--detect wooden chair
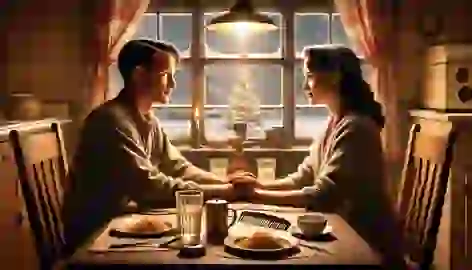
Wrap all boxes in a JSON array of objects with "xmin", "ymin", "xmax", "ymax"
[
  {"xmin": 9, "ymin": 122, "xmax": 69, "ymax": 270},
  {"xmin": 397, "ymin": 123, "xmax": 456, "ymax": 269},
  {"xmin": 0, "ymin": 133, "xmax": 39, "ymax": 269}
]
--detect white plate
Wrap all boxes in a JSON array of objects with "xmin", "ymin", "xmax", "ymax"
[{"xmin": 223, "ymin": 231, "xmax": 299, "ymax": 259}]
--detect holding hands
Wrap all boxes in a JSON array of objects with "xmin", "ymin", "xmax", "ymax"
[{"xmin": 226, "ymin": 171, "xmax": 261, "ymax": 201}]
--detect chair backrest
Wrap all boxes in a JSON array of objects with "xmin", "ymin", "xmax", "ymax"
[
  {"xmin": 397, "ymin": 123, "xmax": 456, "ymax": 269},
  {"xmin": 9, "ymin": 122, "xmax": 68, "ymax": 270}
]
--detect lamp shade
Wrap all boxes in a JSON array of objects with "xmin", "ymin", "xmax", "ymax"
[{"xmin": 205, "ymin": 0, "xmax": 277, "ymax": 32}]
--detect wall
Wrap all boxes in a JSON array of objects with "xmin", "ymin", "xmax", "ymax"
[{"xmin": 3, "ymin": 0, "xmax": 96, "ymax": 156}]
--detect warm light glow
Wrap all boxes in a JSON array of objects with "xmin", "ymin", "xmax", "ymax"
[
  {"xmin": 206, "ymin": 21, "xmax": 277, "ymax": 34},
  {"xmin": 194, "ymin": 107, "xmax": 200, "ymax": 119}
]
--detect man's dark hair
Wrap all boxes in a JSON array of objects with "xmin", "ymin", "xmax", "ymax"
[{"xmin": 117, "ymin": 39, "xmax": 180, "ymax": 84}]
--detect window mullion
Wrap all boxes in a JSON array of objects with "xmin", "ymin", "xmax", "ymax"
[
  {"xmin": 157, "ymin": 12, "xmax": 162, "ymax": 39},
  {"xmin": 328, "ymin": 13, "xmax": 333, "ymax": 44},
  {"xmin": 190, "ymin": 6, "xmax": 204, "ymax": 148},
  {"xmin": 282, "ymin": 8, "xmax": 295, "ymax": 145}
]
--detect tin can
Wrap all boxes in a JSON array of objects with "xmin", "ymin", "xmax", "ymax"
[{"xmin": 205, "ymin": 199, "xmax": 237, "ymax": 244}]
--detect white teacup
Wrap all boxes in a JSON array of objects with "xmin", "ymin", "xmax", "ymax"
[{"xmin": 297, "ymin": 213, "xmax": 327, "ymax": 238}]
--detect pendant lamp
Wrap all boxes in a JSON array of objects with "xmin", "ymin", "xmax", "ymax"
[{"xmin": 205, "ymin": 0, "xmax": 277, "ymax": 32}]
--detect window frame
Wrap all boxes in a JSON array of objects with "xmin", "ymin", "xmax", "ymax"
[{"xmin": 123, "ymin": 7, "xmax": 365, "ymax": 147}]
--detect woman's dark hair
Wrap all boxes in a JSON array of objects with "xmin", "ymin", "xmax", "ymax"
[{"xmin": 302, "ymin": 45, "xmax": 385, "ymax": 129}]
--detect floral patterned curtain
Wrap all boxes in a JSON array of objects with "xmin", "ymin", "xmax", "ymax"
[
  {"xmin": 85, "ymin": 0, "xmax": 150, "ymax": 116},
  {"xmin": 334, "ymin": 0, "xmax": 401, "ymax": 164}
]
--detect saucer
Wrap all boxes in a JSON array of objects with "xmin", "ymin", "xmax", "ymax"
[{"xmin": 290, "ymin": 224, "xmax": 334, "ymax": 241}]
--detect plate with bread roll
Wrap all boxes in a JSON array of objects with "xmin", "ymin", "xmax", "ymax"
[
  {"xmin": 109, "ymin": 215, "xmax": 177, "ymax": 238},
  {"xmin": 224, "ymin": 229, "xmax": 300, "ymax": 259}
]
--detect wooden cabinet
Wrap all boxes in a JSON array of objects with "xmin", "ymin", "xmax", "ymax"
[
  {"xmin": 410, "ymin": 110, "xmax": 472, "ymax": 270},
  {"xmin": 0, "ymin": 134, "xmax": 38, "ymax": 270}
]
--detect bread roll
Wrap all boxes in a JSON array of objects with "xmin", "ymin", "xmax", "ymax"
[
  {"xmin": 127, "ymin": 217, "xmax": 169, "ymax": 233},
  {"xmin": 239, "ymin": 231, "xmax": 283, "ymax": 249}
]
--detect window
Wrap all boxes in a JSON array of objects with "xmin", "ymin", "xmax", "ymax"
[
  {"xmin": 107, "ymin": 8, "xmax": 370, "ymax": 146},
  {"xmin": 202, "ymin": 12, "xmax": 283, "ymax": 141}
]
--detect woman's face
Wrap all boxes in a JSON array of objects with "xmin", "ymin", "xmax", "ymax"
[{"xmin": 303, "ymin": 58, "xmax": 339, "ymax": 105}]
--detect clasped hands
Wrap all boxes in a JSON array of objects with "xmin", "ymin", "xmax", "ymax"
[{"xmin": 226, "ymin": 171, "xmax": 261, "ymax": 201}]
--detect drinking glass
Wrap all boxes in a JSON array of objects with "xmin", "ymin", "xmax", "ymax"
[{"xmin": 176, "ymin": 190, "xmax": 204, "ymax": 246}]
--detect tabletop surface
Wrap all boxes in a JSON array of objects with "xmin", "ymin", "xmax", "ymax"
[{"xmin": 67, "ymin": 204, "xmax": 381, "ymax": 267}]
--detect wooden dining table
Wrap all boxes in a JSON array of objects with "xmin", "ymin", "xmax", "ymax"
[{"xmin": 66, "ymin": 203, "xmax": 381, "ymax": 268}]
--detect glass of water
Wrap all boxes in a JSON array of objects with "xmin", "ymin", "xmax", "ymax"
[{"xmin": 176, "ymin": 190, "xmax": 204, "ymax": 246}]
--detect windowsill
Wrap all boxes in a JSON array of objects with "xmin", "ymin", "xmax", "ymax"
[
  {"xmin": 173, "ymin": 136, "xmax": 313, "ymax": 150},
  {"xmin": 176, "ymin": 145, "xmax": 311, "ymax": 152}
]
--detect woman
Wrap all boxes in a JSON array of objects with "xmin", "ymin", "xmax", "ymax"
[{"xmin": 239, "ymin": 45, "xmax": 406, "ymax": 268}]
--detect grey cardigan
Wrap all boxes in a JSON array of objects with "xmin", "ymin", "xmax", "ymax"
[
  {"xmin": 284, "ymin": 115, "xmax": 405, "ymax": 266},
  {"xmin": 62, "ymin": 92, "xmax": 201, "ymax": 252}
]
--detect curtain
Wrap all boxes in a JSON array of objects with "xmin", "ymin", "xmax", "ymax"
[
  {"xmin": 334, "ymin": 0, "xmax": 401, "ymax": 164},
  {"xmin": 85, "ymin": 0, "xmax": 150, "ymax": 117}
]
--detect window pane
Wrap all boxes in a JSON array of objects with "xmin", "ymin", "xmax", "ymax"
[
  {"xmin": 133, "ymin": 13, "xmax": 158, "ymax": 40},
  {"xmin": 153, "ymin": 107, "xmax": 191, "ymax": 144},
  {"xmin": 331, "ymin": 14, "xmax": 354, "ymax": 50},
  {"xmin": 170, "ymin": 66, "xmax": 192, "ymax": 104},
  {"xmin": 204, "ymin": 13, "xmax": 282, "ymax": 57},
  {"xmin": 108, "ymin": 63, "xmax": 123, "ymax": 99},
  {"xmin": 295, "ymin": 106, "xmax": 329, "ymax": 139},
  {"xmin": 294, "ymin": 63, "xmax": 308, "ymax": 105},
  {"xmin": 160, "ymin": 13, "xmax": 192, "ymax": 57},
  {"xmin": 295, "ymin": 13, "xmax": 329, "ymax": 57},
  {"xmin": 362, "ymin": 64, "xmax": 373, "ymax": 81},
  {"xmin": 204, "ymin": 107, "xmax": 282, "ymax": 141},
  {"xmin": 205, "ymin": 64, "xmax": 282, "ymax": 105}
]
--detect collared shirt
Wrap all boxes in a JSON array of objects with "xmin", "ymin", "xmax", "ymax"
[{"xmin": 62, "ymin": 90, "xmax": 199, "ymax": 252}]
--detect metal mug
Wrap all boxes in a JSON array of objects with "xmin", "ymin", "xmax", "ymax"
[{"xmin": 205, "ymin": 199, "xmax": 237, "ymax": 244}]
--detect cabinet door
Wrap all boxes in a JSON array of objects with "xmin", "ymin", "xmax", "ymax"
[{"xmin": 0, "ymin": 140, "xmax": 38, "ymax": 270}]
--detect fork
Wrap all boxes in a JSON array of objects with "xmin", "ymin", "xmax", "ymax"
[{"xmin": 109, "ymin": 236, "xmax": 179, "ymax": 249}]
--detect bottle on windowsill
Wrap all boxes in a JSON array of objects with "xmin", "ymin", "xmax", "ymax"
[{"xmin": 227, "ymin": 134, "xmax": 247, "ymax": 175}]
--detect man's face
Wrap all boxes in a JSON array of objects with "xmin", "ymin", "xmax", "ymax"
[{"xmin": 139, "ymin": 51, "xmax": 177, "ymax": 104}]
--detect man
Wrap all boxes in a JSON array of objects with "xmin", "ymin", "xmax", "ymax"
[{"xmin": 62, "ymin": 39, "xmax": 254, "ymax": 253}]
